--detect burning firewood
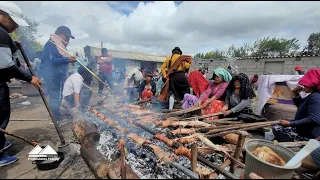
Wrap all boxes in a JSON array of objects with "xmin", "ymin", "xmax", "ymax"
[
  {"xmin": 128, "ymin": 133, "xmax": 152, "ymax": 146},
  {"xmin": 173, "ymin": 146, "xmax": 192, "ymax": 160},
  {"xmin": 147, "ymin": 144, "xmax": 178, "ymax": 164},
  {"xmin": 196, "ymin": 134, "xmax": 230, "ymax": 156},
  {"xmin": 154, "ymin": 133, "xmax": 175, "ymax": 147},
  {"xmin": 171, "ymin": 128, "xmax": 196, "ymax": 136}
]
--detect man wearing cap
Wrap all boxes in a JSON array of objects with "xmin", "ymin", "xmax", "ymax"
[
  {"xmin": 0, "ymin": 1, "xmax": 41, "ymax": 166},
  {"xmin": 97, "ymin": 48, "xmax": 114, "ymax": 96},
  {"xmin": 40, "ymin": 25, "xmax": 77, "ymax": 121}
]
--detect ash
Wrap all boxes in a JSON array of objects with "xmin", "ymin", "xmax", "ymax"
[{"xmin": 87, "ymin": 108, "xmax": 222, "ymax": 179}]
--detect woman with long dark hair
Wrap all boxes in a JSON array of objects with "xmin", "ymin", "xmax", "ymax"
[{"xmin": 221, "ymin": 73, "xmax": 256, "ymax": 117}]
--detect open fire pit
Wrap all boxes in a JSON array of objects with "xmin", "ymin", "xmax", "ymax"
[{"xmin": 73, "ymin": 103, "xmax": 241, "ymax": 179}]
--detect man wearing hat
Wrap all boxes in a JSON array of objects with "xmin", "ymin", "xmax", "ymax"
[
  {"xmin": 0, "ymin": 1, "xmax": 41, "ymax": 166},
  {"xmin": 160, "ymin": 47, "xmax": 191, "ymax": 109},
  {"xmin": 39, "ymin": 25, "xmax": 77, "ymax": 121}
]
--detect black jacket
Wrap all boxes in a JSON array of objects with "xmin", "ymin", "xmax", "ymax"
[
  {"xmin": 139, "ymin": 80, "xmax": 156, "ymax": 98},
  {"xmin": 0, "ymin": 24, "xmax": 32, "ymax": 83}
]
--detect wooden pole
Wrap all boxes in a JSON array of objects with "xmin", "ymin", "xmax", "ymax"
[
  {"xmin": 120, "ymin": 141, "xmax": 127, "ymax": 179},
  {"xmin": 230, "ymin": 131, "xmax": 248, "ymax": 173},
  {"xmin": 191, "ymin": 143, "xmax": 198, "ymax": 173}
]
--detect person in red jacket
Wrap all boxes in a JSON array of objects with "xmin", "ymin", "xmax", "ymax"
[{"xmin": 97, "ymin": 48, "xmax": 114, "ymax": 96}]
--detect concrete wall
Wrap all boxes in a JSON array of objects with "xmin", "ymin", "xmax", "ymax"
[
  {"xmin": 191, "ymin": 56, "xmax": 320, "ymax": 78},
  {"xmin": 125, "ymin": 60, "xmax": 141, "ymax": 74}
]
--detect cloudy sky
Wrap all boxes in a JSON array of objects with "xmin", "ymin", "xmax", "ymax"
[{"xmin": 15, "ymin": 1, "xmax": 320, "ymax": 56}]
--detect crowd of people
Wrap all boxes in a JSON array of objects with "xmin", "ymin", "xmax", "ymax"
[{"xmin": 0, "ymin": 2, "xmax": 319, "ymax": 175}]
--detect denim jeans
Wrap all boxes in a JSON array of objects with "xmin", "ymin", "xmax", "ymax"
[
  {"xmin": 43, "ymin": 78, "xmax": 64, "ymax": 120},
  {"xmin": 126, "ymin": 87, "xmax": 139, "ymax": 103},
  {"xmin": 98, "ymin": 72, "xmax": 114, "ymax": 94}
]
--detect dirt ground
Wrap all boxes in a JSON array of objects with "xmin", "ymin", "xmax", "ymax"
[{"xmin": 0, "ymin": 95, "xmax": 96, "ymax": 179}]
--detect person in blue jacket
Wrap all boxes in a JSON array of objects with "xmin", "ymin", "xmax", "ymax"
[{"xmin": 39, "ymin": 26, "xmax": 77, "ymax": 121}]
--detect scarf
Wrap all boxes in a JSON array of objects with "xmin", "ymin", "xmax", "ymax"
[
  {"xmin": 298, "ymin": 68, "xmax": 320, "ymax": 91},
  {"xmin": 188, "ymin": 70, "xmax": 209, "ymax": 98},
  {"xmin": 213, "ymin": 68, "xmax": 232, "ymax": 82},
  {"xmin": 158, "ymin": 55, "xmax": 192, "ymax": 102},
  {"xmin": 227, "ymin": 73, "xmax": 255, "ymax": 100},
  {"xmin": 50, "ymin": 34, "xmax": 69, "ymax": 58}
]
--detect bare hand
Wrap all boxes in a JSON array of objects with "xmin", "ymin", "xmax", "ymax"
[
  {"xmin": 202, "ymin": 101, "xmax": 210, "ymax": 108},
  {"xmin": 280, "ymin": 120, "xmax": 290, "ymax": 127},
  {"xmin": 196, "ymin": 100, "xmax": 202, "ymax": 107},
  {"xmin": 292, "ymin": 86, "xmax": 303, "ymax": 97},
  {"xmin": 69, "ymin": 56, "xmax": 77, "ymax": 63},
  {"xmin": 30, "ymin": 76, "xmax": 41, "ymax": 89},
  {"xmin": 223, "ymin": 110, "xmax": 233, "ymax": 116},
  {"xmin": 240, "ymin": 170, "xmax": 264, "ymax": 179},
  {"xmin": 220, "ymin": 105, "xmax": 228, "ymax": 113}
]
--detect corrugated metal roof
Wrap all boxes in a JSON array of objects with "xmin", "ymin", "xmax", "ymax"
[
  {"xmin": 236, "ymin": 54, "xmax": 320, "ymax": 60},
  {"xmin": 89, "ymin": 46, "xmax": 166, "ymax": 63}
]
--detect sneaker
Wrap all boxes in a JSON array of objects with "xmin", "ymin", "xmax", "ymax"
[
  {"xmin": 3, "ymin": 141, "xmax": 12, "ymax": 150},
  {"xmin": 0, "ymin": 155, "xmax": 18, "ymax": 167}
]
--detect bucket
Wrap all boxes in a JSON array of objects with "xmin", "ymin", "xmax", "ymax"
[{"xmin": 244, "ymin": 139, "xmax": 301, "ymax": 179}]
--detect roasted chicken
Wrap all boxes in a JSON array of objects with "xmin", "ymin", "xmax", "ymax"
[{"xmin": 251, "ymin": 146, "xmax": 286, "ymax": 166}]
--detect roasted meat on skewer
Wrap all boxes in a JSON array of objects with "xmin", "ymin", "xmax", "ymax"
[
  {"xmin": 173, "ymin": 134, "xmax": 200, "ymax": 145},
  {"xmin": 174, "ymin": 146, "xmax": 192, "ymax": 160},
  {"xmin": 171, "ymin": 128, "xmax": 196, "ymax": 136},
  {"xmin": 153, "ymin": 133, "xmax": 175, "ymax": 147},
  {"xmin": 128, "ymin": 133, "xmax": 152, "ymax": 146},
  {"xmin": 147, "ymin": 144, "xmax": 177, "ymax": 163}
]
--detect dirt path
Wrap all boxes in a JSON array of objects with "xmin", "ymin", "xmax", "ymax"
[{"xmin": 0, "ymin": 96, "xmax": 95, "ymax": 179}]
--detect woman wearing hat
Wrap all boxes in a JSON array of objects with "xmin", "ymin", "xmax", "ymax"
[
  {"xmin": 160, "ymin": 47, "xmax": 191, "ymax": 109},
  {"xmin": 139, "ymin": 72, "xmax": 156, "ymax": 101}
]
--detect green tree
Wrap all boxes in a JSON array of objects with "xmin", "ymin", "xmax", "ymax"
[
  {"xmin": 303, "ymin": 32, "xmax": 320, "ymax": 55},
  {"xmin": 251, "ymin": 37, "xmax": 300, "ymax": 57},
  {"xmin": 194, "ymin": 50, "xmax": 226, "ymax": 59},
  {"xmin": 227, "ymin": 43, "xmax": 251, "ymax": 57}
]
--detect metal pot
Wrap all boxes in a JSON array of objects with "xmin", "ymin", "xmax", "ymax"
[{"xmin": 32, "ymin": 152, "xmax": 64, "ymax": 171}]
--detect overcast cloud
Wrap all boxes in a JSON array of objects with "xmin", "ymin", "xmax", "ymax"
[{"xmin": 15, "ymin": 1, "xmax": 320, "ymax": 56}]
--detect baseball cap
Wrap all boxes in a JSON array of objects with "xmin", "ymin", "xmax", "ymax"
[
  {"xmin": 0, "ymin": 1, "xmax": 29, "ymax": 26},
  {"xmin": 55, "ymin": 25, "xmax": 75, "ymax": 39}
]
